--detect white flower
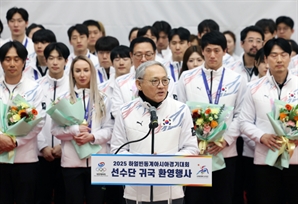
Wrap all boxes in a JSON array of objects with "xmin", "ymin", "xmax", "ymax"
[
  {"xmin": 196, "ymin": 118, "xmax": 203, "ymax": 125},
  {"xmin": 211, "ymin": 108, "xmax": 219, "ymax": 114},
  {"xmin": 26, "ymin": 108, "xmax": 32, "ymax": 113},
  {"xmin": 20, "ymin": 102, "xmax": 29, "ymax": 109},
  {"xmin": 12, "ymin": 114, "xmax": 21, "ymax": 122}
]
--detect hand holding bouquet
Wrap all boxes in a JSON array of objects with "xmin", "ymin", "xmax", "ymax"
[
  {"xmin": 187, "ymin": 101, "xmax": 233, "ymax": 171},
  {"xmin": 266, "ymin": 100, "xmax": 298, "ymax": 169},
  {"xmin": 47, "ymin": 98, "xmax": 101, "ymax": 159},
  {"xmin": 0, "ymin": 94, "xmax": 43, "ymax": 163}
]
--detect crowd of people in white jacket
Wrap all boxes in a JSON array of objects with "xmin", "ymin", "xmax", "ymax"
[{"xmin": 1, "ymin": 6, "xmax": 298, "ymax": 204}]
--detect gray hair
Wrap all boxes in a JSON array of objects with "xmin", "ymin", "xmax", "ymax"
[{"xmin": 135, "ymin": 61, "xmax": 167, "ymax": 79}]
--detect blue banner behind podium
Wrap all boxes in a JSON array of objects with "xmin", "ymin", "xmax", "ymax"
[{"xmin": 91, "ymin": 154, "xmax": 212, "ymax": 186}]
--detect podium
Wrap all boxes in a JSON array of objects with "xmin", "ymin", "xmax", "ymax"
[{"xmin": 91, "ymin": 154, "xmax": 212, "ymax": 204}]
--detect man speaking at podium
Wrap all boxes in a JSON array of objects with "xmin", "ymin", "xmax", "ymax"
[{"xmin": 111, "ymin": 61, "xmax": 198, "ymax": 204}]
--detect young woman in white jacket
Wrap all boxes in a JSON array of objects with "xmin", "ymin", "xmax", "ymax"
[{"xmin": 52, "ymin": 55, "xmax": 114, "ymax": 204}]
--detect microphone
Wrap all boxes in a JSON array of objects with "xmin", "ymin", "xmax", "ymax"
[{"xmin": 149, "ymin": 106, "xmax": 158, "ymax": 128}]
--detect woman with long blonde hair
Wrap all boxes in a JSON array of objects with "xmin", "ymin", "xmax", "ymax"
[{"xmin": 52, "ymin": 55, "xmax": 113, "ymax": 204}]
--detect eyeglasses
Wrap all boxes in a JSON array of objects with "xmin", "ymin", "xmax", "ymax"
[
  {"xmin": 133, "ymin": 52, "xmax": 154, "ymax": 60},
  {"xmin": 138, "ymin": 77, "xmax": 170, "ymax": 86},
  {"xmin": 244, "ymin": 38, "xmax": 263, "ymax": 45}
]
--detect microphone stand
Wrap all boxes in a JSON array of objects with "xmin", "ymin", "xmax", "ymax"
[
  {"xmin": 114, "ymin": 113, "xmax": 158, "ymax": 204},
  {"xmin": 149, "ymin": 122, "xmax": 157, "ymax": 203},
  {"xmin": 114, "ymin": 126, "xmax": 153, "ymax": 204},
  {"xmin": 150, "ymin": 123, "xmax": 156, "ymax": 155}
]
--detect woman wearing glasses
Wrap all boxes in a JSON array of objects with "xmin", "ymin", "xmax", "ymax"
[
  {"xmin": 52, "ymin": 55, "xmax": 114, "ymax": 204},
  {"xmin": 111, "ymin": 61, "xmax": 198, "ymax": 204}
]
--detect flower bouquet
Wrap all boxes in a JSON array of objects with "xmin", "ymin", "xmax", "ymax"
[
  {"xmin": 266, "ymin": 100, "xmax": 298, "ymax": 169},
  {"xmin": 0, "ymin": 94, "xmax": 43, "ymax": 163},
  {"xmin": 187, "ymin": 101, "xmax": 234, "ymax": 171},
  {"xmin": 47, "ymin": 98, "xmax": 101, "ymax": 159}
]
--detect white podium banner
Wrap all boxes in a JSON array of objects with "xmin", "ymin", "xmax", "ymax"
[{"xmin": 91, "ymin": 154, "xmax": 212, "ymax": 186}]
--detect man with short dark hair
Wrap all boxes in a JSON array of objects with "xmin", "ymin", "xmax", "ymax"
[
  {"xmin": 164, "ymin": 27, "xmax": 190, "ymax": 82},
  {"xmin": 26, "ymin": 23, "xmax": 45, "ymax": 39},
  {"xmin": 95, "ymin": 36, "xmax": 119, "ymax": 79},
  {"xmin": 226, "ymin": 25, "xmax": 265, "ymax": 204},
  {"xmin": 152, "ymin": 21, "xmax": 172, "ymax": 61},
  {"xmin": 197, "ymin": 19, "xmax": 219, "ymax": 39},
  {"xmin": 276, "ymin": 16, "xmax": 295, "ymax": 40},
  {"xmin": 83, "ymin": 20, "xmax": 104, "ymax": 55},
  {"xmin": 110, "ymin": 45, "xmax": 132, "ymax": 79},
  {"xmin": 65, "ymin": 24, "xmax": 106, "ymax": 84},
  {"xmin": 0, "ymin": 41, "xmax": 45, "ymax": 203},
  {"xmin": 99, "ymin": 45, "xmax": 132, "ymax": 98},
  {"xmin": 137, "ymin": 25, "xmax": 165, "ymax": 64},
  {"xmin": 24, "ymin": 29, "xmax": 57, "ymax": 80},
  {"xmin": 137, "ymin": 26, "xmax": 159, "ymax": 45},
  {"xmin": 36, "ymin": 42, "xmax": 70, "ymax": 204},
  {"xmin": 197, "ymin": 19, "xmax": 235, "ymax": 66},
  {"xmin": 177, "ymin": 31, "xmax": 246, "ymax": 204},
  {"xmin": 111, "ymin": 37, "xmax": 177, "ymax": 119},
  {"xmin": 255, "ymin": 18, "xmax": 276, "ymax": 43},
  {"xmin": 227, "ymin": 25, "xmax": 265, "ymax": 82},
  {"xmin": 239, "ymin": 38, "xmax": 298, "ymax": 204},
  {"xmin": 4, "ymin": 7, "xmax": 34, "ymax": 56}
]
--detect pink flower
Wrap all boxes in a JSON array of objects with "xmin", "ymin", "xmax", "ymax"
[
  {"xmin": 203, "ymin": 124, "xmax": 211, "ymax": 134},
  {"xmin": 286, "ymin": 120, "xmax": 295, "ymax": 127}
]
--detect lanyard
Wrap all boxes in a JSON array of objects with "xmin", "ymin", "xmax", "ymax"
[
  {"xmin": 169, "ymin": 64, "xmax": 176, "ymax": 82},
  {"xmin": 51, "ymin": 81, "xmax": 57, "ymax": 147},
  {"xmin": 23, "ymin": 38, "xmax": 28, "ymax": 48},
  {"xmin": 76, "ymin": 92, "xmax": 92, "ymax": 128},
  {"xmin": 84, "ymin": 100, "xmax": 91, "ymax": 128},
  {"xmin": 33, "ymin": 70, "xmax": 38, "ymax": 80},
  {"xmin": 33, "ymin": 69, "xmax": 47, "ymax": 80},
  {"xmin": 97, "ymin": 70, "xmax": 103, "ymax": 83},
  {"xmin": 34, "ymin": 59, "xmax": 48, "ymax": 79},
  {"xmin": 202, "ymin": 68, "xmax": 225, "ymax": 104}
]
